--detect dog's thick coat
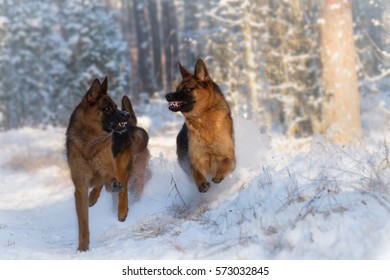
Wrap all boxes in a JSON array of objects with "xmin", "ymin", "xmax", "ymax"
[
  {"xmin": 166, "ymin": 59, "xmax": 236, "ymax": 192},
  {"xmin": 66, "ymin": 77, "xmax": 149, "ymax": 251},
  {"xmin": 88, "ymin": 96, "xmax": 150, "ymax": 221}
]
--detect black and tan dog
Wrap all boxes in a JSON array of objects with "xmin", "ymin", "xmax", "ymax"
[
  {"xmin": 165, "ymin": 59, "xmax": 236, "ymax": 193},
  {"xmin": 88, "ymin": 95, "xmax": 150, "ymax": 221},
  {"xmin": 66, "ymin": 77, "xmax": 149, "ymax": 251}
]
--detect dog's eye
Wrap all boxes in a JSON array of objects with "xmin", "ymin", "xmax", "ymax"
[
  {"xmin": 182, "ymin": 88, "xmax": 192, "ymax": 94},
  {"xmin": 103, "ymin": 106, "xmax": 111, "ymax": 113}
]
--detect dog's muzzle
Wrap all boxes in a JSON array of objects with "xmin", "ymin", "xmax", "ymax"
[{"xmin": 112, "ymin": 110, "xmax": 130, "ymax": 131}]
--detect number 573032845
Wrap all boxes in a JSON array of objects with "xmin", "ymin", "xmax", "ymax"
[{"xmin": 215, "ymin": 266, "xmax": 269, "ymax": 276}]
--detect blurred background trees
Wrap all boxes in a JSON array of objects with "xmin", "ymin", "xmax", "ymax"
[
  {"xmin": 0, "ymin": 0, "xmax": 389, "ymax": 142},
  {"xmin": 0, "ymin": 0, "xmax": 129, "ymax": 127}
]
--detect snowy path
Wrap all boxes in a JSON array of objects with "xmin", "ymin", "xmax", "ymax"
[{"xmin": 0, "ymin": 117, "xmax": 389, "ymax": 259}]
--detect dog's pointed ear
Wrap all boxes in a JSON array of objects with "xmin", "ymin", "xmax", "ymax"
[
  {"xmin": 86, "ymin": 78, "xmax": 102, "ymax": 104},
  {"xmin": 101, "ymin": 76, "xmax": 108, "ymax": 94},
  {"xmin": 179, "ymin": 62, "xmax": 192, "ymax": 79},
  {"xmin": 122, "ymin": 95, "xmax": 137, "ymax": 125},
  {"xmin": 194, "ymin": 59, "xmax": 210, "ymax": 82}
]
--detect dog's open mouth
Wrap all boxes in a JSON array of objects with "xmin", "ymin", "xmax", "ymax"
[
  {"xmin": 168, "ymin": 101, "xmax": 184, "ymax": 111},
  {"xmin": 113, "ymin": 122, "xmax": 127, "ymax": 131}
]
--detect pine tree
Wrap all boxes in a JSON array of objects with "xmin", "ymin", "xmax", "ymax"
[
  {"xmin": 0, "ymin": 0, "xmax": 131, "ymax": 128},
  {"xmin": 57, "ymin": 0, "xmax": 130, "ymax": 123},
  {"xmin": 0, "ymin": 0, "xmax": 65, "ymax": 128}
]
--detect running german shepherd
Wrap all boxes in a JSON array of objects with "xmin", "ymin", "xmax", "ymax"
[
  {"xmin": 66, "ymin": 77, "xmax": 149, "ymax": 251},
  {"xmin": 165, "ymin": 59, "xmax": 236, "ymax": 193}
]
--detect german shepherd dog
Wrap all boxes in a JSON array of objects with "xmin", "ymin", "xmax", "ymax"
[
  {"xmin": 66, "ymin": 77, "xmax": 149, "ymax": 251},
  {"xmin": 88, "ymin": 95, "xmax": 150, "ymax": 219},
  {"xmin": 165, "ymin": 59, "xmax": 236, "ymax": 193}
]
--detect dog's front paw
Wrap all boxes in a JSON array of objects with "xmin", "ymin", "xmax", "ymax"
[
  {"xmin": 198, "ymin": 182, "xmax": 210, "ymax": 193},
  {"xmin": 118, "ymin": 212, "xmax": 128, "ymax": 222},
  {"xmin": 111, "ymin": 182, "xmax": 123, "ymax": 192},
  {"xmin": 212, "ymin": 176, "xmax": 224, "ymax": 184},
  {"xmin": 77, "ymin": 243, "xmax": 89, "ymax": 252}
]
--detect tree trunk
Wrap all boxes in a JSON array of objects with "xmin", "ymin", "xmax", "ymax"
[
  {"xmin": 242, "ymin": 0, "xmax": 259, "ymax": 117},
  {"xmin": 162, "ymin": 0, "xmax": 179, "ymax": 90},
  {"xmin": 320, "ymin": 0, "xmax": 362, "ymax": 144},
  {"xmin": 148, "ymin": 0, "xmax": 162, "ymax": 90},
  {"xmin": 182, "ymin": 1, "xmax": 199, "ymax": 67},
  {"xmin": 133, "ymin": 0, "xmax": 154, "ymax": 94}
]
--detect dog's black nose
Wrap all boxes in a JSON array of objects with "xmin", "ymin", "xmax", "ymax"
[
  {"xmin": 165, "ymin": 92, "xmax": 175, "ymax": 101},
  {"xmin": 121, "ymin": 111, "xmax": 130, "ymax": 121}
]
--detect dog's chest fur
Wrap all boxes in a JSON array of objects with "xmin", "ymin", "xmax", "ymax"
[
  {"xmin": 186, "ymin": 110, "xmax": 233, "ymax": 158},
  {"xmin": 67, "ymin": 117, "xmax": 115, "ymax": 186}
]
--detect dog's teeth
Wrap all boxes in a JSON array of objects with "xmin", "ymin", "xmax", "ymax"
[{"xmin": 170, "ymin": 101, "xmax": 180, "ymax": 107}]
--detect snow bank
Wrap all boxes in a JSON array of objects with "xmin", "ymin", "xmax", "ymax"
[{"xmin": 0, "ymin": 116, "xmax": 389, "ymax": 259}]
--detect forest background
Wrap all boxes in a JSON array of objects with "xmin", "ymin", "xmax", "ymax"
[
  {"xmin": 1, "ymin": 0, "xmax": 390, "ymax": 260},
  {"xmin": 1, "ymin": 0, "xmax": 389, "ymax": 141}
]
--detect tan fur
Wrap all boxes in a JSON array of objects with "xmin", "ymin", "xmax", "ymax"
[
  {"xmin": 173, "ymin": 59, "xmax": 236, "ymax": 192},
  {"xmin": 66, "ymin": 78, "xmax": 149, "ymax": 251}
]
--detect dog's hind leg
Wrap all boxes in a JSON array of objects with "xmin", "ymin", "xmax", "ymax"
[
  {"xmin": 89, "ymin": 186, "xmax": 103, "ymax": 207},
  {"xmin": 132, "ymin": 149, "xmax": 150, "ymax": 199},
  {"xmin": 212, "ymin": 156, "xmax": 236, "ymax": 184}
]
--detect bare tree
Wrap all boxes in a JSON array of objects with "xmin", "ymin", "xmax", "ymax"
[
  {"xmin": 133, "ymin": 0, "xmax": 155, "ymax": 94},
  {"xmin": 320, "ymin": 0, "xmax": 362, "ymax": 144},
  {"xmin": 161, "ymin": 0, "xmax": 179, "ymax": 90},
  {"xmin": 148, "ymin": 0, "xmax": 163, "ymax": 90}
]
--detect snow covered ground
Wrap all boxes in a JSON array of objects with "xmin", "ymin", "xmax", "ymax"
[{"xmin": 0, "ymin": 100, "xmax": 389, "ymax": 260}]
